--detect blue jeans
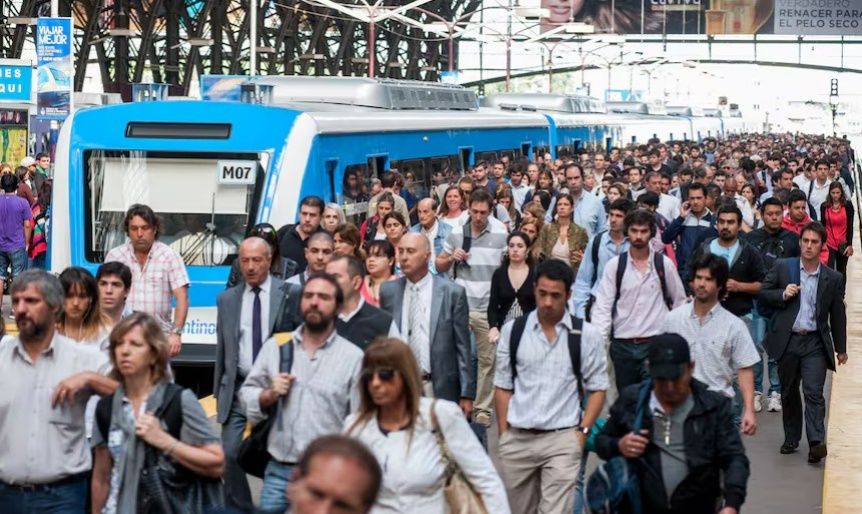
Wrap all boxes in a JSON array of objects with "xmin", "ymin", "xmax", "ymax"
[
  {"xmin": 0, "ymin": 475, "xmax": 88, "ymax": 514},
  {"xmin": 260, "ymin": 460, "xmax": 293, "ymax": 513},
  {"xmin": 0, "ymin": 248, "xmax": 27, "ymax": 280},
  {"xmin": 749, "ymin": 308, "xmax": 781, "ymax": 395}
]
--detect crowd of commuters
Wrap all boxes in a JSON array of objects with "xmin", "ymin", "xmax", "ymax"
[{"xmin": 0, "ymin": 132, "xmax": 854, "ymax": 514}]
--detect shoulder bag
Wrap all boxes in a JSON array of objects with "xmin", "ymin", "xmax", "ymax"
[{"xmin": 429, "ymin": 400, "xmax": 489, "ymax": 514}]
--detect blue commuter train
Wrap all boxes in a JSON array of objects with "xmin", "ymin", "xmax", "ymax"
[{"xmin": 50, "ymin": 76, "xmax": 749, "ymax": 366}]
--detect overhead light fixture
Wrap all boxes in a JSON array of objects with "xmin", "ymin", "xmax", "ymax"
[
  {"xmin": 564, "ymin": 22, "xmax": 595, "ymax": 34},
  {"xmin": 7, "ymin": 17, "xmax": 36, "ymax": 25},
  {"xmin": 350, "ymin": 57, "xmax": 369, "ymax": 64},
  {"xmin": 189, "ymin": 37, "xmax": 214, "ymax": 47},
  {"xmin": 300, "ymin": 53, "xmax": 325, "ymax": 60},
  {"xmin": 108, "ymin": 28, "xmax": 138, "ymax": 37},
  {"xmin": 256, "ymin": 46, "xmax": 276, "ymax": 54}
]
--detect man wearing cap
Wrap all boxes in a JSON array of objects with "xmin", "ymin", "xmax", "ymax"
[
  {"xmin": 19, "ymin": 157, "xmax": 37, "ymax": 195},
  {"xmin": 595, "ymin": 333, "xmax": 750, "ymax": 514}
]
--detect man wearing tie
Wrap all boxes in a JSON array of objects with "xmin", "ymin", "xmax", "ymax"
[
  {"xmin": 758, "ymin": 221, "xmax": 847, "ymax": 464},
  {"xmin": 380, "ymin": 233, "xmax": 475, "ymax": 415},
  {"xmin": 215, "ymin": 237, "xmax": 288, "ymax": 509}
]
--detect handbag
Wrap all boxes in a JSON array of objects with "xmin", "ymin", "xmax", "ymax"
[
  {"xmin": 138, "ymin": 384, "xmax": 225, "ymax": 514},
  {"xmin": 429, "ymin": 400, "xmax": 489, "ymax": 514}
]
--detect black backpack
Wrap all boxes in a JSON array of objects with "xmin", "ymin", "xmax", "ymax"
[
  {"xmin": 584, "ymin": 231, "xmax": 606, "ymax": 322},
  {"xmin": 611, "ymin": 252, "xmax": 673, "ymax": 338},
  {"xmin": 237, "ymin": 334, "xmax": 295, "ymax": 478},
  {"xmin": 510, "ymin": 314, "xmax": 585, "ymax": 400}
]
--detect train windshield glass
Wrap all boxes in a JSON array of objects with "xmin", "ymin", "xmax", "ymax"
[{"xmin": 83, "ymin": 150, "xmax": 268, "ymax": 266}]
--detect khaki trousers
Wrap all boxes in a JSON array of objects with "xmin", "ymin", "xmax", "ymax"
[
  {"xmin": 469, "ymin": 310, "xmax": 493, "ymax": 425},
  {"xmin": 498, "ymin": 427, "xmax": 582, "ymax": 514}
]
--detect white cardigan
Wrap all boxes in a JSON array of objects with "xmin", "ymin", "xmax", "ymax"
[{"xmin": 344, "ymin": 397, "xmax": 511, "ymax": 514}]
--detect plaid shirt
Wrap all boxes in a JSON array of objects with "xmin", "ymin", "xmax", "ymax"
[{"xmin": 105, "ymin": 241, "xmax": 190, "ymax": 330}]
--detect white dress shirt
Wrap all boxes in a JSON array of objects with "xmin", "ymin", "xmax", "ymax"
[
  {"xmin": 589, "ymin": 250, "xmax": 687, "ymax": 342},
  {"xmin": 657, "ymin": 193, "xmax": 681, "ymax": 221},
  {"xmin": 238, "ymin": 275, "xmax": 272, "ymax": 377},
  {"xmin": 403, "ymin": 273, "xmax": 434, "ymax": 374},
  {"xmin": 344, "ymin": 397, "xmax": 511, "ymax": 514},
  {"xmin": 421, "ymin": 221, "xmax": 438, "ymax": 255}
]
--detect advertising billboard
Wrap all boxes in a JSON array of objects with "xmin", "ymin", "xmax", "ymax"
[
  {"xmin": 0, "ymin": 62, "xmax": 33, "ymax": 103},
  {"xmin": 537, "ymin": 0, "xmax": 862, "ymax": 35},
  {"xmin": 36, "ymin": 17, "xmax": 73, "ymax": 121}
]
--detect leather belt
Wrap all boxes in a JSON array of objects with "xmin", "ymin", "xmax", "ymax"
[
  {"xmin": 614, "ymin": 337, "xmax": 653, "ymax": 345},
  {"xmin": 792, "ymin": 330, "xmax": 813, "ymax": 336},
  {"xmin": 2, "ymin": 472, "xmax": 88, "ymax": 492},
  {"xmin": 512, "ymin": 426, "xmax": 575, "ymax": 435}
]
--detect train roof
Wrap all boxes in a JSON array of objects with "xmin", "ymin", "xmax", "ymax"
[{"xmin": 481, "ymin": 93, "xmax": 607, "ymax": 114}]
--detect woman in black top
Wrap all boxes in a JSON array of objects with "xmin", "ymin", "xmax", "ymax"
[{"xmin": 488, "ymin": 231, "xmax": 537, "ymax": 344}]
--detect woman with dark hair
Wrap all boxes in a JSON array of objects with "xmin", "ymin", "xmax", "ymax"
[
  {"xmin": 91, "ymin": 313, "xmax": 224, "ymax": 513},
  {"xmin": 382, "ymin": 211, "xmax": 408, "ymax": 249},
  {"xmin": 14, "ymin": 166, "xmax": 35, "ymax": 206},
  {"xmin": 334, "ymin": 223, "xmax": 366, "ymax": 261},
  {"xmin": 344, "ymin": 338, "xmax": 510, "ymax": 514},
  {"xmin": 224, "ymin": 223, "xmax": 299, "ymax": 289},
  {"xmin": 361, "ymin": 240, "xmax": 396, "ymax": 306},
  {"xmin": 523, "ymin": 170, "xmax": 556, "ymax": 205},
  {"xmin": 360, "ymin": 192, "xmax": 395, "ymax": 247},
  {"xmin": 57, "ymin": 267, "xmax": 113, "ymax": 346},
  {"xmin": 821, "ymin": 180, "xmax": 855, "ymax": 280},
  {"xmin": 488, "ymin": 232, "xmax": 537, "ymax": 345},
  {"xmin": 534, "ymin": 194, "xmax": 589, "ymax": 274},
  {"xmin": 29, "ymin": 179, "xmax": 52, "ymax": 269}
]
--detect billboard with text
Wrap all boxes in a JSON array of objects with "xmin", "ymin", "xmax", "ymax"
[{"xmin": 536, "ymin": 0, "xmax": 861, "ymax": 35}]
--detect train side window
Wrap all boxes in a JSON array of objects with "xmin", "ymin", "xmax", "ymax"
[
  {"xmin": 430, "ymin": 155, "xmax": 459, "ymax": 199},
  {"xmin": 556, "ymin": 145, "xmax": 573, "ymax": 160},
  {"xmin": 573, "ymin": 139, "xmax": 581, "ymax": 151},
  {"xmin": 520, "ymin": 143, "xmax": 532, "ymax": 161},
  {"xmin": 325, "ymin": 159, "xmax": 338, "ymax": 204},
  {"xmin": 459, "ymin": 148, "xmax": 473, "ymax": 173},
  {"xmin": 342, "ymin": 162, "xmax": 372, "ymax": 225},
  {"xmin": 535, "ymin": 146, "xmax": 551, "ymax": 163},
  {"xmin": 477, "ymin": 151, "xmax": 498, "ymax": 165},
  {"xmin": 391, "ymin": 158, "xmax": 427, "ymax": 200}
]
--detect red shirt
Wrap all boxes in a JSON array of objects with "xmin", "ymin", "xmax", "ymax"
[{"xmin": 824, "ymin": 204, "xmax": 848, "ymax": 250}]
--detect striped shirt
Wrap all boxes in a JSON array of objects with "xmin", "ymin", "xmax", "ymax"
[
  {"xmin": 239, "ymin": 325, "xmax": 362, "ymax": 463},
  {"xmin": 661, "ymin": 302, "xmax": 760, "ymax": 398},
  {"xmin": 442, "ymin": 217, "xmax": 508, "ymax": 311},
  {"xmin": 494, "ymin": 311, "xmax": 609, "ymax": 430}
]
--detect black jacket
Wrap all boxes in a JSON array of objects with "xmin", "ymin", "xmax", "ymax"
[
  {"xmin": 744, "ymin": 227, "xmax": 800, "ymax": 270},
  {"xmin": 689, "ymin": 238, "xmax": 765, "ymax": 316},
  {"xmin": 595, "ymin": 379, "xmax": 750, "ymax": 514}
]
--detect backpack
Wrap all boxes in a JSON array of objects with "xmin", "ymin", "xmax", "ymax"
[
  {"xmin": 237, "ymin": 333, "xmax": 295, "ymax": 478},
  {"xmin": 612, "ymin": 252, "xmax": 673, "ymax": 338},
  {"xmin": 586, "ymin": 380, "xmax": 652, "ymax": 514},
  {"xmin": 509, "ymin": 313, "xmax": 606, "ymax": 452},
  {"xmin": 807, "ymin": 180, "xmax": 819, "ymax": 221},
  {"xmin": 584, "ymin": 231, "xmax": 605, "ymax": 322},
  {"xmin": 452, "ymin": 223, "xmax": 472, "ymax": 280}
]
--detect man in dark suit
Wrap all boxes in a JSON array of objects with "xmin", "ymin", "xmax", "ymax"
[
  {"xmin": 758, "ymin": 221, "xmax": 847, "ymax": 464},
  {"xmin": 214, "ymin": 237, "xmax": 288, "ymax": 509},
  {"xmin": 380, "ymin": 233, "xmax": 475, "ymax": 415}
]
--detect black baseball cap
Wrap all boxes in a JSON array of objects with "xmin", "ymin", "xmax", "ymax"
[{"xmin": 648, "ymin": 333, "xmax": 691, "ymax": 380}]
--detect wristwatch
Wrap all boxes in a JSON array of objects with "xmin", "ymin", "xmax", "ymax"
[
  {"xmin": 169, "ymin": 327, "xmax": 184, "ymax": 336},
  {"xmin": 576, "ymin": 425, "xmax": 591, "ymax": 435}
]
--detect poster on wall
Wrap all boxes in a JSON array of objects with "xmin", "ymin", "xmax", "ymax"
[
  {"xmin": 534, "ymin": 0, "xmax": 861, "ymax": 35},
  {"xmin": 36, "ymin": 17, "xmax": 73, "ymax": 121}
]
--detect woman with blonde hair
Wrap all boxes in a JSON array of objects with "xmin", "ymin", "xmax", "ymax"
[
  {"xmin": 345, "ymin": 338, "xmax": 510, "ymax": 514},
  {"xmin": 91, "ymin": 312, "xmax": 224, "ymax": 514},
  {"xmin": 322, "ymin": 203, "xmax": 347, "ymax": 233}
]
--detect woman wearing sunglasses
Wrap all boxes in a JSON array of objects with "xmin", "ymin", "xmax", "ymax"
[
  {"xmin": 344, "ymin": 338, "xmax": 510, "ymax": 514},
  {"xmin": 224, "ymin": 223, "xmax": 299, "ymax": 289}
]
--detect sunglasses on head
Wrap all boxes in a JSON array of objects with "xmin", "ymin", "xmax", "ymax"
[{"xmin": 361, "ymin": 367, "xmax": 397, "ymax": 383}]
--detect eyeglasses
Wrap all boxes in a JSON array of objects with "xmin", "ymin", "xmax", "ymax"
[
  {"xmin": 721, "ymin": 166, "xmax": 732, "ymax": 170},
  {"xmin": 361, "ymin": 367, "xmax": 397, "ymax": 383}
]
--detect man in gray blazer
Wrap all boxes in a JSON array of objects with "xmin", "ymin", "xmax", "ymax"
[
  {"xmin": 214, "ymin": 237, "xmax": 289, "ymax": 509},
  {"xmin": 380, "ymin": 233, "xmax": 475, "ymax": 415}
]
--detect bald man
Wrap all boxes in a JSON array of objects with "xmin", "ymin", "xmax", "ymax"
[
  {"xmin": 215, "ymin": 236, "xmax": 290, "ymax": 510},
  {"xmin": 409, "ymin": 197, "xmax": 452, "ymax": 275},
  {"xmin": 379, "ymin": 233, "xmax": 474, "ymax": 413}
]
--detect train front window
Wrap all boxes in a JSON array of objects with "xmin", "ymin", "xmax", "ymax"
[{"xmin": 83, "ymin": 150, "xmax": 267, "ymax": 266}]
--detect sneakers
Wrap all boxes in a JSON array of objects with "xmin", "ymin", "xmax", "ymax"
[
  {"xmin": 767, "ymin": 392, "xmax": 782, "ymax": 412},
  {"xmin": 754, "ymin": 392, "xmax": 763, "ymax": 413}
]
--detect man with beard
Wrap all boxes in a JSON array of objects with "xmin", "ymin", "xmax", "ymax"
[
  {"xmin": 590, "ymin": 209, "xmax": 687, "ymax": 393},
  {"xmin": 662, "ymin": 253, "xmax": 760, "ymax": 436},
  {"xmin": 240, "ymin": 273, "xmax": 363, "ymax": 513},
  {"xmin": 0, "ymin": 270, "xmax": 116, "ymax": 512}
]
